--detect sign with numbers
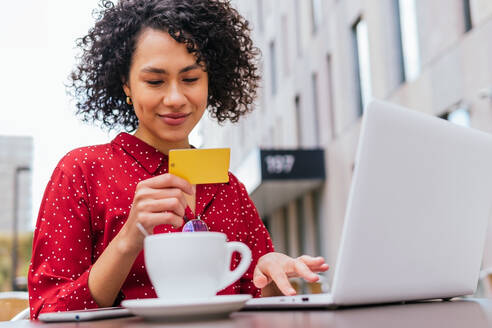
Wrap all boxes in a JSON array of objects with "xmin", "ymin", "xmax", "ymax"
[
  {"xmin": 260, "ymin": 149, "xmax": 325, "ymax": 180},
  {"xmin": 233, "ymin": 148, "xmax": 326, "ymax": 216}
]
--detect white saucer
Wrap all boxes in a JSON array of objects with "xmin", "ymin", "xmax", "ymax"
[{"xmin": 121, "ymin": 294, "xmax": 252, "ymax": 321}]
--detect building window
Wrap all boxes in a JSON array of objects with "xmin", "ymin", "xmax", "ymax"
[
  {"xmin": 352, "ymin": 17, "xmax": 372, "ymax": 116},
  {"xmin": 258, "ymin": 60, "xmax": 265, "ymax": 113},
  {"xmin": 463, "ymin": 0, "xmax": 473, "ymax": 32},
  {"xmin": 269, "ymin": 41, "xmax": 277, "ymax": 95},
  {"xmin": 397, "ymin": 0, "xmax": 421, "ymax": 83},
  {"xmin": 256, "ymin": 0, "xmax": 264, "ymax": 33},
  {"xmin": 393, "ymin": 1, "xmax": 405, "ymax": 84},
  {"xmin": 310, "ymin": 0, "xmax": 323, "ymax": 34},
  {"xmin": 326, "ymin": 55, "xmax": 336, "ymax": 139},
  {"xmin": 266, "ymin": 212, "xmax": 290, "ymax": 254},
  {"xmin": 295, "ymin": 95, "xmax": 302, "ymax": 147},
  {"xmin": 296, "ymin": 197, "xmax": 305, "ymax": 254},
  {"xmin": 312, "ymin": 73, "xmax": 321, "ymax": 145},
  {"xmin": 282, "ymin": 207, "xmax": 291, "ymax": 255},
  {"xmin": 281, "ymin": 15, "xmax": 290, "ymax": 76},
  {"xmin": 312, "ymin": 190, "xmax": 322, "ymax": 256},
  {"xmin": 295, "ymin": 0, "xmax": 302, "ymax": 57}
]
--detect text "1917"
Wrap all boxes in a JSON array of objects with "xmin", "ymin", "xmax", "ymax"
[{"xmin": 265, "ymin": 155, "xmax": 295, "ymax": 174}]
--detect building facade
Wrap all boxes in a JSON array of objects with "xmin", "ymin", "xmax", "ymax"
[
  {"xmin": 0, "ymin": 136, "xmax": 33, "ymax": 234},
  {"xmin": 200, "ymin": 0, "xmax": 492, "ymax": 285}
]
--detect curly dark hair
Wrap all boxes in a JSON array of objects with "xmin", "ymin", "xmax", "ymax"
[{"xmin": 68, "ymin": 0, "xmax": 260, "ymax": 131}]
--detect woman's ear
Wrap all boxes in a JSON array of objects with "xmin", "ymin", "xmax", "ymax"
[{"xmin": 122, "ymin": 82, "xmax": 130, "ymax": 97}]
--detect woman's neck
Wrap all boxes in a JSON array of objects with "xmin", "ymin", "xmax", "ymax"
[{"xmin": 133, "ymin": 128, "xmax": 190, "ymax": 155}]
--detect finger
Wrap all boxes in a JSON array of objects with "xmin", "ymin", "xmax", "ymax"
[
  {"xmin": 133, "ymin": 188, "xmax": 188, "ymax": 212},
  {"xmin": 253, "ymin": 266, "xmax": 270, "ymax": 289},
  {"xmin": 137, "ymin": 188, "xmax": 188, "ymax": 208},
  {"xmin": 137, "ymin": 211, "xmax": 184, "ymax": 230},
  {"xmin": 290, "ymin": 260, "xmax": 319, "ymax": 282},
  {"xmin": 310, "ymin": 263, "xmax": 330, "ymax": 273},
  {"xmin": 140, "ymin": 173, "xmax": 194, "ymax": 195},
  {"xmin": 297, "ymin": 255, "xmax": 325, "ymax": 265},
  {"xmin": 269, "ymin": 268, "xmax": 297, "ymax": 296},
  {"xmin": 297, "ymin": 256, "xmax": 329, "ymax": 269},
  {"xmin": 136, "ymin": 198, "xmax": 186, "ymax": 217}
]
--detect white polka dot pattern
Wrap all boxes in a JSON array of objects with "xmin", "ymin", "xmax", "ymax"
[{"xmin": 28, "ymin": 132, "xmax": 274, "ymax": 319}]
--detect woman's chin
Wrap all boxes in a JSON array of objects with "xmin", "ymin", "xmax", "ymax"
[{"xmin": 158, "ymin": 133, "xmax": 189, "ymax": 145}]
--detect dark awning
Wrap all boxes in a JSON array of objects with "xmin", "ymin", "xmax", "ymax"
[{"xmin": 233, "ymin": 149, "xmax": 326, "ymax": 217}]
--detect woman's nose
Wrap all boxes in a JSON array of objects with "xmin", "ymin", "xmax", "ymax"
[{"xmin": 163, "ymin": 82, "xmax": 186, "ymax": 108}]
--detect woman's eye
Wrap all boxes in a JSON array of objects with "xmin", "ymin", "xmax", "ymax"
[
  {"xmin": 183, "ymin": 78, "xmax": 199, "ymax": 83},
  {"xmin": 146, "ymin": 80, "xmax": 163, "ymax": 85}
]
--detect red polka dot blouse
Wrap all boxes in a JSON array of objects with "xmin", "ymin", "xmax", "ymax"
[{"xmin": 28, "ymin": 132, "xmax": 274, "ymax": 319}]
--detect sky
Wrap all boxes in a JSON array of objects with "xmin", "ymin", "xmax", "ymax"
[
  {"xmin": 0, "ymin": 0, "xmax": 203, "ymax": 229},
  {"xmin": 0, "ymin": 0, "xmax": 111, "ymax": 229}
]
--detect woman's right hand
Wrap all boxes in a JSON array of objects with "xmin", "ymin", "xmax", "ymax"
[{"xmin": 114, "ymin": 173, "xmax": 194, "ymax": 256}]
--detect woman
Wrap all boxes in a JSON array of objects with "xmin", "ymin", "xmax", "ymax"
[{"xmin": 28, "ymin": 0, "xmax": 328, "ymax": 319}]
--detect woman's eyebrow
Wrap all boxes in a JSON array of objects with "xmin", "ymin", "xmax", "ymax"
[
  {"xmin": 180, "ymin": 64, "xmax": 201, "ymax": 73},
  {"xmin": 141, "ymin": 64, "xmax": 201, "ymax": 74}
]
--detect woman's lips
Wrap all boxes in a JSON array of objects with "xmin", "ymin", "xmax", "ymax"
[{"xmin": 158, "ymin": 113, "xmax": 191, "ymax": 126}]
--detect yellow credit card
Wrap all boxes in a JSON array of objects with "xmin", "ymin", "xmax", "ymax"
[{"xmin": 169, "ymin": 148, "xmax": 230, "ymax": 184}]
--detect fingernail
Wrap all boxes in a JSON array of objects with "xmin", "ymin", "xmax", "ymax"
[{"xmin": 289, "ymin": 288, "xmax": 296, "ymax": 295}]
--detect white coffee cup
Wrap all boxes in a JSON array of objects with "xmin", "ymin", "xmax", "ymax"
[{"xmin": 144, "ymin": 232, "xmax": 252, "ymax": 300}]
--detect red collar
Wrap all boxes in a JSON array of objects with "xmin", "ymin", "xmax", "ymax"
[{"xmin": 112, "ymin": 132, "xmax": 167, "ymax": 175}]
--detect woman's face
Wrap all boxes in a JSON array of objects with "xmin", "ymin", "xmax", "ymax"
[{"xmin": 123, "ymin": 28, "xmax": 208, "ymax": 151}]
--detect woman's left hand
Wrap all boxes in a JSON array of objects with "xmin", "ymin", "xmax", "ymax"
[{"xmin": 253, "ymin": 252, "xmax": 329, "ymax": 296}]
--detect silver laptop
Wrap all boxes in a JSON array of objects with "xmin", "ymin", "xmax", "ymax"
[{"xmin": 245, "ymin": 100, "xmax": 492, "ymax": 309}]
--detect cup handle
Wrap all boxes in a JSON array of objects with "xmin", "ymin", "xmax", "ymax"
[{"xmin": 218, "ymin": 241, "xmax": 252, "ymax": 291}]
